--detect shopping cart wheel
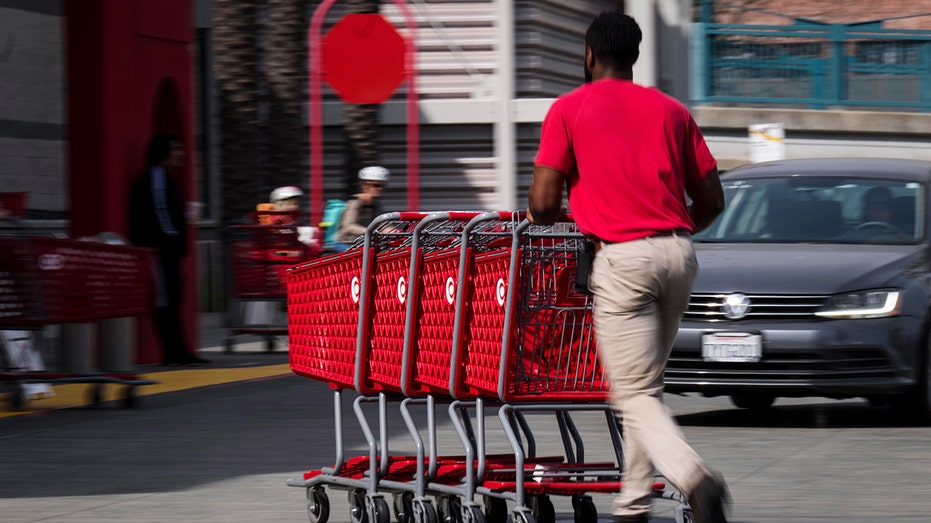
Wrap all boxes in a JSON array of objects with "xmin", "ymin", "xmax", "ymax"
[
  {"xmin": 224, "ymin": 337, "xmax": 235, "ymax": 355},
  {"xmin": 511, "ymin": 507, "xmax": 536, "ymax": 523},
  {"xmin": 412, "ymin": 499, "xmax": 438, "ymax": 523},
  {"xmin": 482, "ymin": 496, "xmax": 507, "ymax": 523},
  {"xmin": 461, "ymin": 505, "xmax": 485, "ymax": 523},
  {"xmin": 530, "ymin": 495, "xmax": 555, "ymax": 523},
  {"xmin": 9, "ymin": 386, "xmax": 26, "ymax": 411},
  {"xmin": 393, "ymin": 492, "xmax": 414, "ymax": 523},
  {"xmin": 265, "ymin": 336, "xmax": 276, "ymax": 352},
  {"xmin": 349, "ymin": 489, "xmax": 368, "ymax": 523},
  {"xmin": 439, "ymin": 496, "xmax": 462, "ymax": 523},
  {"xmin": 307, "ymin": 487, "xmax": 330, "ymax": 523},
  {"xmin": 87, "ymin": 384, "xmax": 103, "ymax": 407},
  {"xmin": 571, "ymin": 495, "xmax": 597, "ymax": 523},
  {"xmin": 367, "ymin": 495, "xmax": 390, "ymax": 523},
  {"xmin": 122, "ymin": 386, "xmax": 137, "ymax": 409}
]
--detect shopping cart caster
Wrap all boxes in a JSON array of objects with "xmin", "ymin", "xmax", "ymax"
[
  {"xmin": 571, "ymin": 495, "xmax": 597, "ymax": 523},
  {"xmin": 412, "ymin": 499, "xmax": 438, "ymax": 523},
  {"xmin": 121, "ymin": 386, "xmax": 137, "ymax": 409},
  {"xmin": 511, "ymin": 507, "xmax": 536, "ymax": 523},
  {"xmin": 393, "ymin": 492, "xmax": 414, "ymax": 523},
  {"xmin": 482, "ymin": 496, "xmax": 507, "ymax": 523},
  {"xmin": 438, "ymin": 495, "xmax": 462, "ymax": 523},
  {"xmin": 349, "ymin": 489, "xmax": 368, "ymax": 523},
  {"xmin": 224, "ymin": 338, "xmax": 235, "ymax": 355},
  {"xmin": 87, "ymin": 384, "xmax": 104, "ymax": 407},
  {"xmin": 8, "ymin": 386, "xmax": 26, "ymax": 411},
  {"xmin": 530, "ymin": 495, "xmax": 555, "ymax": 523},
  {"xmin": 265, "ymin": 335, "xmax": 276, "ymax": 352},
  {"xmin": 306, "ymin": 487, "xmax": 330, "ymax": 523},
  {"xmin": 674, "ymin": 504, "xmax": 694, "ymax": 523},
  {"xmin": 460, "ymin": 504, "xmax": 485, "ymax": 523},
  {"xmin": 366, "ymin": 494, "xmax": 391, "ymax": 523}
]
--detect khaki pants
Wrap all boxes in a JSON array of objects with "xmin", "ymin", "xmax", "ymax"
[{"xmin": 590, "ymin": 233, "xmax": 709, "ymax": 516}]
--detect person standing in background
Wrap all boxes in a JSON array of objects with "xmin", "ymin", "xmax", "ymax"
[
  {"xmin": 527, "ymin": 10, "xmax": 727, "ymax": 523},
  {"xmin": 130, "ymin": 133, "xmax": 209, "ymax": 366}
]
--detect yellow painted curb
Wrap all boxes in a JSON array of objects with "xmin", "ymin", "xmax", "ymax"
[{"xmin": 1, "ymin": 364, "xmax": 292, "ymax": 418}]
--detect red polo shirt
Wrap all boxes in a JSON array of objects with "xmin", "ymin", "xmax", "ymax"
[{"xmin": 535, "ymin": 78, "xmax": 717, "ymax": 243}]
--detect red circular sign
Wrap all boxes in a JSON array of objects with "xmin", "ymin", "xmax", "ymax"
[{"xmin": 323, "ymin": 14, "xmax": 406, "ymax": 104}]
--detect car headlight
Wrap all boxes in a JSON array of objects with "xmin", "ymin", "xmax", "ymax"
[{"xmin": 815, "ymin": 290, "xmax": 902, "ymax": 319}]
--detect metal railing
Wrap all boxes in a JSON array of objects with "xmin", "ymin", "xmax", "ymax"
[{"xmin": 692, "ymin": 15, "xmax": 931, "ymax": 111}]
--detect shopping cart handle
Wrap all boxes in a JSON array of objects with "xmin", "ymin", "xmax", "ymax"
[{"xmin": 394, "ymin": 211, "xmax": 434, "ymax": 221}]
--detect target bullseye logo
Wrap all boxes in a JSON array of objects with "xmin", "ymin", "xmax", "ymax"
[
  {"xmin": 38, "ymin": 254, "xmax": 64, "ymax": 270},
  {"xmin": 350, "ymin": 276, "xmax": 361, "ymax": 304},
  {"xmin": 445, "ymin": 276, "xmax": 456, "ymax": 305},
  {"xmin": 397, "ymin": 276, "xmax": 407, "ymax": 304},
  {"xmin": 495, "ymin": 278, "xmax": 507, "ymax": 307}
]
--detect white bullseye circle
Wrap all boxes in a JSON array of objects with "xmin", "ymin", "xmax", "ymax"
[
  {"xmin": 350, "ymin": 276, "xmax": 361, "ymax": 304},
  {"xmin": 445, "ymin": 276, "xmax": 456, "ymax": 305},
  {"xmin": 397, "ymin": 276, "xmax": 407, "ymax": 304},
  {"xmin": 495, "ymin": 278, "xmax": 507, "ymax": 307}
]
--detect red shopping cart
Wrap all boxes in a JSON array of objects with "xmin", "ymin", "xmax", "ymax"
[
  {"xmin": 286, "ymin": 212, "xmax": 692, "ymax": 523},
  {"xmin": 0, "ymin": 236, "xmax": 157, "ymax": 410},
  {"xmin": 225, "ymin": 220, "xmax": 317, "ymax": 353}
]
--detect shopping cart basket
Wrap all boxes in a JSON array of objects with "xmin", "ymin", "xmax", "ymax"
[
  {"xmin": 0, "ymin": 236, "xmax": 157, "ymax": 410},
  {"xmin": 225, "ymin": 221, "xmax": 315, "ymax": 353}
]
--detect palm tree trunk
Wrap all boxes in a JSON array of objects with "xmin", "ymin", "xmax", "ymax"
[
  {"xmin": 266, "ymin": 0, "xmax": 308, "ymax": 200},
  {"xmin": 213, "ymin": 0, "xmax": 261, "ymax": 224}
]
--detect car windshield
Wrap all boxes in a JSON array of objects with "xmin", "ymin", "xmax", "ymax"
[{"xmin": 694, "ymin": 176, "xmax": 925, "ymax": 244}]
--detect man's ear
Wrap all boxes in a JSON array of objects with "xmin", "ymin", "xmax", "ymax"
[{"xmin": 585, "ymin": 47, "xmax": 595, "ymax": 71}]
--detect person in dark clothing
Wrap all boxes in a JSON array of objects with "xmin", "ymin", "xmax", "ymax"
[{"xmin": 129, "ymin": 134, "xmax": 208, "ymax": 366}]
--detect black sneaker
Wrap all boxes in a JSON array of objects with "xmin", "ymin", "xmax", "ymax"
[{"xmin": 689, "ymin": 472, "xmax": 730, "ymax": 523}]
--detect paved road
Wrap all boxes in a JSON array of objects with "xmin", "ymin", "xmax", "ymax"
[{"xmin": 2, "ymin": 340, "xmax": 930, "ymax": 522}]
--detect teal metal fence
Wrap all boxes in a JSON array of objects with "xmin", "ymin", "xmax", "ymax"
[{"xmin": 692, "ymin": 16, "xmax": 931, "ymax": 111}]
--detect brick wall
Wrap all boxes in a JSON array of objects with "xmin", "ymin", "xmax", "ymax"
[{"xmin": 712, "ymin": 0, "xmax": 931, "ymax": 30}]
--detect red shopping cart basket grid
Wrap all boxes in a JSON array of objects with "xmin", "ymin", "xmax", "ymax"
[
  {"xmin": 509, "ymin": 236, "xmax": 608, "ymax": 401},
  {"xmin": 287, "ymin": 247, "xmax": 368, "ymax": 390},
  {"xmin": 452, "ymin": 220, "xmax": 609, "ymax": 402},
  {"xmin": 404, "ymin": 246, "xmax": 461, "ymax": 395},
  {"xmin": 359, "ymin": 212, "xmax": 484, "ymax": 394},
  {"xmin": 229, "ymin": 224, "xmax": 312, "ymax": 300},
  {"xmin": 0, "ymin": 237, "xmax": 152, "ymax": 327}
]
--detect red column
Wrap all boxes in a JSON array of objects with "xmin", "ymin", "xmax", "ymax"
[{"xmin": 65, "ymin": 0, "xmax": 196, "ymax": 365}]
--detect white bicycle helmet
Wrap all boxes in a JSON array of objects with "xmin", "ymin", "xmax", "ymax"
[
  {"xmin": 358, "ymin": 166, "xmax": 390, "ymax": 183},
  {"xmin": 270, "ymin": 186, "xmax": 303, "ymax": 203}
]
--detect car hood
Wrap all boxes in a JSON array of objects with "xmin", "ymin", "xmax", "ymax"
[{"xmin": 693, "ymin": 243, "xmax": 926, "ymax": 294}]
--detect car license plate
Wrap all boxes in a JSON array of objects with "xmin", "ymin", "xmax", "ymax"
[{"xmin": 702, "ymin": 332, "xmax": 762, "ymax": 362}]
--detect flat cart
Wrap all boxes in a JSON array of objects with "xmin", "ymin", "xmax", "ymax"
[
  {"xmin": 0, "ymin": 236, "xmax": 158, "ymax": 410},
  {"xmin": 225, "ymin": 217, "xmax": 317, "ymax": 353}
]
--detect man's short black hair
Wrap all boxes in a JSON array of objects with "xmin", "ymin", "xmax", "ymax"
[
  {"xmin": 585, "ymin": 9, "xmax": 642, "ymax": 69},
  {"xmin": 146, "ymin": 133, "xmax": 182, "ymax": 166}
]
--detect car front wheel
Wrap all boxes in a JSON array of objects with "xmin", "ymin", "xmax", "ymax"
[
  {"xmin": 890, "ymin": 335, "xmax": 931, "ymax": 425},
  {"xmin": 729, "ymin": 394, "xmax": 775, "ymax": 411}
]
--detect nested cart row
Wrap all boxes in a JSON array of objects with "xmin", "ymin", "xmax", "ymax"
[
  {"xmin": 285, "ymin": 211, "xmax": 691, "ymax": 523},
  {"xmin": 0, "ymin": 236, "xmax": 157, "ymax": 410}
]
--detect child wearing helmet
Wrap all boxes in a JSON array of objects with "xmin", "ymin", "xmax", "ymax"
[
  {"xmin": 333, "ymin": 166, "xmax": 389, "ymax": 251},
  {"xmin": 270, "ymin": 186, "xmax": 303, "ymax": 212}
]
